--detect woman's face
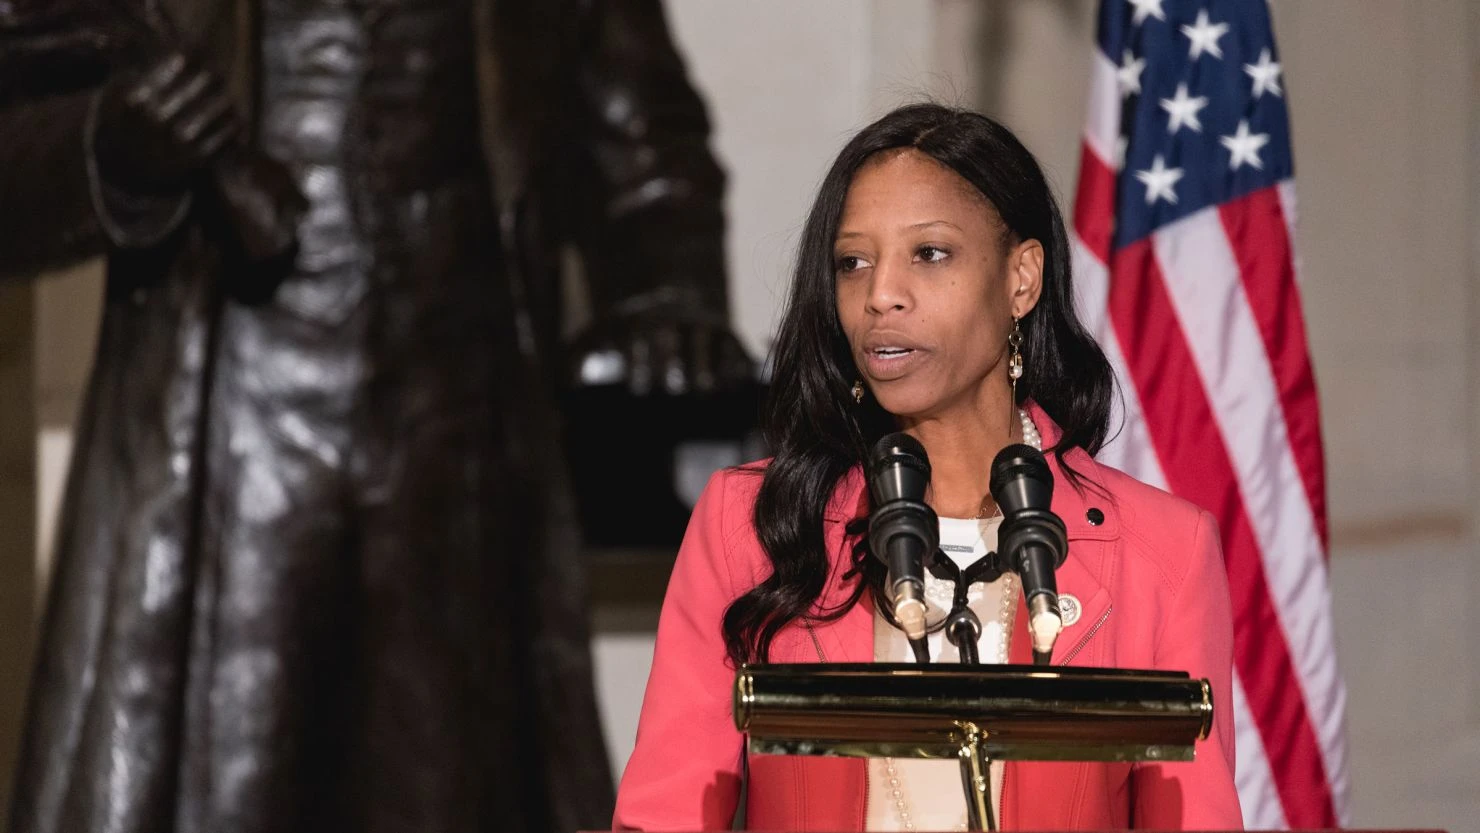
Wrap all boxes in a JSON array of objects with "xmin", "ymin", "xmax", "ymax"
[{"xmin": 834, "ymin": 149, "xmax": 1043, "ymax": 422}]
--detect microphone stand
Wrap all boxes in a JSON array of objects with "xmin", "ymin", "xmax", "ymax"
[
  {"xmin": 944, "ymin": 606, "xmax": 981, "ymax": 666},
  {"xmin": 934, "ymin": 551, "xmax": 998, "ymax": 832}
]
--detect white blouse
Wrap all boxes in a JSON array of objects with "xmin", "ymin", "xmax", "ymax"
[{"xmin": 865, "ymin": 515, "xmax": 1017, "ymax": 832}]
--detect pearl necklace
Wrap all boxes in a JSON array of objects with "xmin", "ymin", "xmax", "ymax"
[{"xmin": 880, "ymin": 408, "xmax": 1040, "ymax": 832}]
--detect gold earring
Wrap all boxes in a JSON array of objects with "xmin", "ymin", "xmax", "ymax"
[
  {"xmin": 852, "ymin": 379, "xmax": 865, "ymax": 404},
  {"xmin": 1008, "ymin": 317, "xmax": 1024, "ymax": 406}
]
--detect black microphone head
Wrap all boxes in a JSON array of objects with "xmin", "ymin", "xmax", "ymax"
[
  {"xmin": 869, "ymin": 433, "xmax": 930, "ymax": 505},
  {"xmin": 990, "ymin": 443, "xmax": 1054, "ymax": 515}
]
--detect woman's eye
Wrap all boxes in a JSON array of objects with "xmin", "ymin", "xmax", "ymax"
[
  {"xmin": 916, "ymin": 245, "xmax": 950, "ymax": 263},
  {"xmin": 835, "ymin": 255, "xmax": 869, "ymax": 273}
]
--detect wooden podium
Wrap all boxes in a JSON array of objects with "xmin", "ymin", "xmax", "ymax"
[{"xmin": 733, "ymin": 663, "xmax": 1214, "ymax": 832}]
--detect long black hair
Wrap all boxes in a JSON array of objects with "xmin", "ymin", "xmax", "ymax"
[{"xmin": 722, "ymin": 103, "xmax": 1114, "ymax": 667}]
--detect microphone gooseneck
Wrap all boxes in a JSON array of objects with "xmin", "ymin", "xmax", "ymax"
[
  {"xmin": 867, "ymin": 433, "xmax": 937, "ymax": 655},
  {"xmin": 990, "ymin": 444, "xmax": 1069, "ymax": 666}
]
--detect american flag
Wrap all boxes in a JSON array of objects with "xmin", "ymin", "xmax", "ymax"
[{"xmin": 1069, "ymin": 0, "xmax": 1349, "ymax": 827}]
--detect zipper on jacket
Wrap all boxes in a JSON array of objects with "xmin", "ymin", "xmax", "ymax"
[
  {"xmin": 1054, "ymin": 605, "xmax": 1112, "ymax": 667},
  {"xmin": 806, "ymin": 620, "xmax": 827, "ymax": 665}
]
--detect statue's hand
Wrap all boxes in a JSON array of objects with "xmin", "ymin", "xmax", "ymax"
[
  {"xmin": 96, "ymin": 50, "xmax": 306, "ymax": 266},
  {"xmin": 569, "ymin": 312, "xmax": 757, "ymax": 396},
  {"xmin": 210, "ymin": 144, "xmax": 308, "ymax": 266},
  {"xmin": 94, "ymin": 51, "xmax": 240, "ymax": 194}
]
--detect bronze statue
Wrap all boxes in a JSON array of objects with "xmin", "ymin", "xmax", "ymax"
[{"xmin": 0, "ymin": 0, "xmax": 751, "ymax": 830}]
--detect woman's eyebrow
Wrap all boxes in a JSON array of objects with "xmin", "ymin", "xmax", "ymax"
[
  {"xmin": 907, "ymin": 220, "xmax": 963, "ymax": 232},
  {"xmin": 836, "ymin": 220, "xmax": 963, "ymax": 242}
]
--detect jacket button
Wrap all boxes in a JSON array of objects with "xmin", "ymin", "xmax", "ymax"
[{"xmin": 1086, "ymin": 508, "xmax": 1105, "ymax": 526}]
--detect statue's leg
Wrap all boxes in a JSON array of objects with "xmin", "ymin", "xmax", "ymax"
[
  {"xmin": 343, "ymin": 183, "xmax": 610, "ymax": 832},
  {"xmin": 176, "ymin": 287, "xmax": 366, "ymax": 832},
  {"xmin": 344, "ymin": 213, "xmax": 532, "ymax": 831}
]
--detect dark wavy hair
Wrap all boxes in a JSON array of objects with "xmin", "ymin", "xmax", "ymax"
[{"xmin": 721, "ymin": 103, "xmax": 1115, "ymax": 667}]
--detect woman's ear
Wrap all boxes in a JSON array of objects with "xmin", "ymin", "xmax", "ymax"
[{"xmin": 1008, "ymin": 239, "xmax": 1045, "ymax": 319}]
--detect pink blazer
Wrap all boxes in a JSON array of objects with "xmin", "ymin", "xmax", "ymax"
[{"xmin": 615, "ymin": 404, "xmax": 1242, "ymax": 831}]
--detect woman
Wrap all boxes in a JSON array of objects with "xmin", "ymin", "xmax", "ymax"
[{"xmin": 614, "ymin": 103, "xmax": 1241, "ymax": 831}]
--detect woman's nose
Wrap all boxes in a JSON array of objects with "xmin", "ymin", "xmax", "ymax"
[{"xmin": 865, "ymin": 257, "xmax": 911, "ymax": 315}]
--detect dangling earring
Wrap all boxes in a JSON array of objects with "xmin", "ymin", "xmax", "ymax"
[
  {"xmin": 851, "ymin": 379, "xmax": 865, "ymax": 404},
  {"xmin": 1008, "ymin": 317, "xmax": 1024, "ymax": 410}
]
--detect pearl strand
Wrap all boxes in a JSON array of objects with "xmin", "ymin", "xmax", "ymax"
[
  {"xmin": 1019, "ymin": 407, "xmax": 1042, "ymax": 450},
  {"xmin": 881, "ymin": 410, "xmax": 1036, "ymax": 831}
]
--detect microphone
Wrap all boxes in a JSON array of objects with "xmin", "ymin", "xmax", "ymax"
[
  {"xmin": 990, "ymin": 444, "xmax": 1069, "ymax": 665},
  {"xmin": 867, "ymin": 433, "xmax": 937, "ymax": 648}
]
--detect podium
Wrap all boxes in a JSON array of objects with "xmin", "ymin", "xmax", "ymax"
[{"xmin": 734, "ymin": 663, "xmax": 1214, "ymax": 831}]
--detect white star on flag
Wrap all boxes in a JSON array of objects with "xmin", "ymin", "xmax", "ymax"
[
  {"xmin": 1159, "ymin": 82, "xmax": 1209, "ymax": 134},
  {"xmin": 1134, "ymin": 154, "xmax": 1184, "ymax": 205},
  {"xmin": 1117, "ymin": 49, "xmax": 1146, "ymax": 98},
  {"xmin": 1220, "ymin": 120, "xmax": 1270, "ymax": 170},
  {"xmin": 1126, "ymin": 0, "xmax": 1165, "ymax": 26},
  {"xmin": 1244, "ymin": 48, "xmax": 1284, "ymax": 98},
  {"xmin": 1180, "ymin": 9, "xmax": 1230, "ymax": 60}
]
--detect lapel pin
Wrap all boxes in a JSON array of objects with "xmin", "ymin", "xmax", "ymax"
[{"xmin": 1057, "ymin": 593, "xmax": 1082, "ymax": 626}]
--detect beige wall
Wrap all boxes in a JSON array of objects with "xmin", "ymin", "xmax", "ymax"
[
  {"xmin": 0, "ymin": 260, "xmax": 101, "ymax": 818},
  {"xmin": 5, "ymin": 1, "xmax": 1478, "ymax": 830}
]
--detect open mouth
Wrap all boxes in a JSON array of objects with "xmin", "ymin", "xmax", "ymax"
[{"xmin": 863, "ymin": 346, "xmax": 924, "ymax": 380}]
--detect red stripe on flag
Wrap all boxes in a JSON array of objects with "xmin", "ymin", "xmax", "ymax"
[
  {"xmin": 1072, "ymin": 143, "xmax": 1116, "ymax": 264},
  {"xmin": 1218, "ymin": 188, "xmax": 1331, "ymax": 552},
  {"xmin": 1106, "ymin": 239, "xmax": 1338, "ymax": 827}
]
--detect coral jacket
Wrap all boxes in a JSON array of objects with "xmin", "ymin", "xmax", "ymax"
[{"xmin": 615, "ymin": 404, "xmax": 1242, "ymax": 831}]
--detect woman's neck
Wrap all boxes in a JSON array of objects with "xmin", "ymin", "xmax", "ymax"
[{"xmin": 902, "ymin": 401, "xmax": 1023, "ymax": 520}]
